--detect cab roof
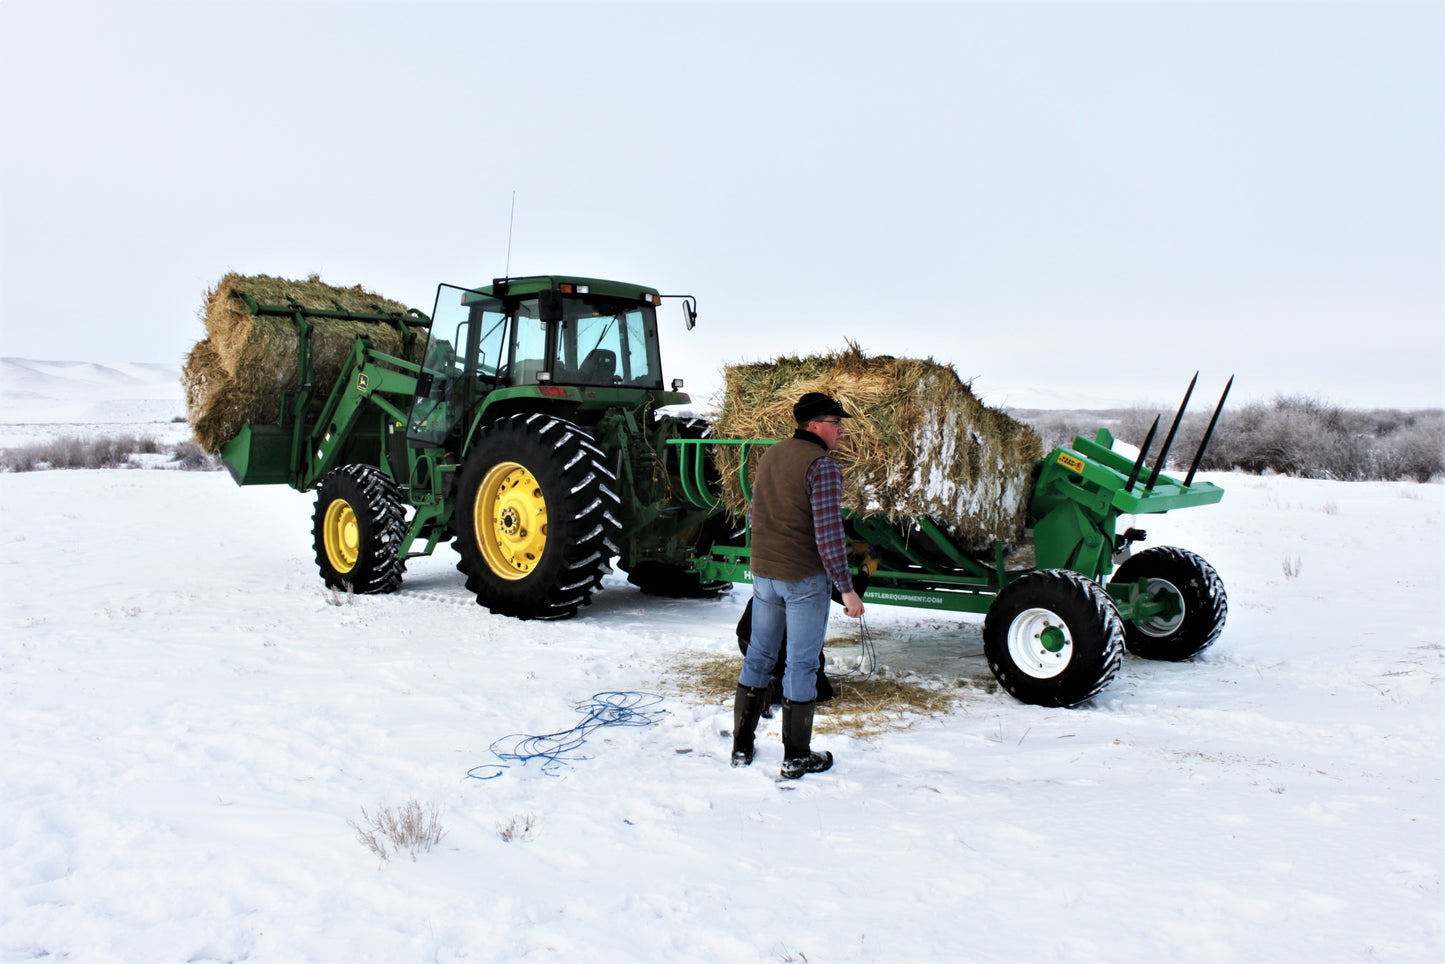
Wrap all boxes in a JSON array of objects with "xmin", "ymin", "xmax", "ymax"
[{"xmin": 474, "ymin": 275, "xmax": 660, "ymax": 302}]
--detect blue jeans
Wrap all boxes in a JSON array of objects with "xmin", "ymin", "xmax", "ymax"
[{"xmin": 740, "ymin": 573, "xmax": 831, "ymax": 702}]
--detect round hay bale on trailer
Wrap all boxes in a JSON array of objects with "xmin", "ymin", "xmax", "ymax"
[{"xmin": 712, "ymin": 345, "xmax": 1043, "ymax": 551}]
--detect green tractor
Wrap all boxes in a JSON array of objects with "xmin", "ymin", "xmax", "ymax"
[
  {"xmin": 218, "ymin": 272, "xmax": 1231, "ymax": 705},
  {"xmin": 222, "ymin": 275, "xmax": 730, "ymax": 620}
]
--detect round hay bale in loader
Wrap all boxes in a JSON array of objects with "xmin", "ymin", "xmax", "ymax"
[
  {"xmin": 712, "ymin": 346, "xmax": 1043, "ymax": 551},
  {"xmin": 181, "ymin": 273, "xmax": 420, "ymax": 453}
]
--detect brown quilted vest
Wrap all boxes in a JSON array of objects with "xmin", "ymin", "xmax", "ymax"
[{"xmin": 750, "ymin": 435, "xmax": 829, "ymax": 582}]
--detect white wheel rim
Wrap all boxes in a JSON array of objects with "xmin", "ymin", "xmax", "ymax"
[
  {"xmin": 1136, "ymin": 578, "xmax": 1185, "ymax": 637},
  {"xmin": 1007, "ymin": 607, "xmax": 1073, "ymax": 679}
]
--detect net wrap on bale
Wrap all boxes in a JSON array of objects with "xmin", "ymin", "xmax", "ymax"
[
  {"xmin": 181, "ymin": 273, "xmax": 421, "ymax": 453},
  {"xmin": 712, "ymin": 347, "xmax": 1043, "ymax": 552}
]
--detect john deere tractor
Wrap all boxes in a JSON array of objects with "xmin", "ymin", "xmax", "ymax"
[{"xmin": 221, "ymin": 275, "xmax": 730, "ymax": 620}]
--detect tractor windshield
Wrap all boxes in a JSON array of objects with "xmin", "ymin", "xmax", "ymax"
[
  {"xmin": 408, "ymin": 284, "xmax": 666, "ymax": 444},
  {"xmin": 512, "ymin": 294, "xmax": 662, "ymax": 389}
]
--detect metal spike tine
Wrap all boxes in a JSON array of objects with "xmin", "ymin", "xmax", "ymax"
[
  {"xmin": 1184, "ymin": 375, "xmax": 1234, "ymax": 487},
  {"xmin": 1146, "ymin": 372, "xmax": 1198, "ymax": 491},
  {"xmin": 1125, "ymin": 415, "xmax": 1161, "ymax": 492}
]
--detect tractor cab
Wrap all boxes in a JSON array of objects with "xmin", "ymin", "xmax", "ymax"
[{"xmin": 406, "ymin": 276, "xmax": 672, "ymax": 444}]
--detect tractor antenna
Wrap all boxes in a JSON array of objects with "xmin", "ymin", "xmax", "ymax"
[{"xmin": 504, "ymin": 191, "xmax": 516, "ymax": 280}]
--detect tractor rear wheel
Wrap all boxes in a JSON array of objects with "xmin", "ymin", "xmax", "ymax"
[
  {"xmin": 454, "ymin": 414, "xmax": 621, "ymax": 620},
  {"xmin": 1109, "ymin": 547, "xmax": 1227, "ymax": 661},
  {"xmin": 983, "ymin": 569, "xmax": 1125, "ymax": 707},
  {"xmin": 312, "ymin": 464, "xmax": 407, "ymax": 594}
]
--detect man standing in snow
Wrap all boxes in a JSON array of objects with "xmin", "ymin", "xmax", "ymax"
[{"xmin": 732, "ymin": 391, "xmax": 865, "ymax": 778}]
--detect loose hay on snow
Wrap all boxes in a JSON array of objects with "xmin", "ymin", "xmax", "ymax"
[
  {"xmin": 182, "ymin": 273, "xmax": 422, "ymax": 453},
  {"xmin": 712, "ymin": 345, "xmax": 1044, "ymax": 550},
  {"xmin": 662, "ymin": 650, "xmax": 980, "ymax": 738}
]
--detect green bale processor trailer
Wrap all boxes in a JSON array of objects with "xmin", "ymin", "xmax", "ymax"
[{"xmin": 219, "ymin": 274, "xmax": 1231, "ymax": 707}]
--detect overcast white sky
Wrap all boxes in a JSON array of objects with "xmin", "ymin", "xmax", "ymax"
[{"xmin": 2, "ymin": 0, "xmax": 1441, "ymax": 410}]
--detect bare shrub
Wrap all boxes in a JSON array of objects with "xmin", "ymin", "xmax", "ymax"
[
  {"xmin": 0, "ymin": 448, "xmax": 42, "ymax": 472},
  {"xmin": 1282, "ymin": 557, "xmax": 1302, "ymax": 580},
  {"xmin": 0, "ymin": 434, "xmax": 225, "ymax": 473},
  {"xmin": 350, "ymin": 799, "xmax": 447, "ymax": 862},
  {"xmin": 1366, "ymin": 415, "xmax": 1445, "ymax": 482},
  {"xmin": 1006, "ymin": 409, "xmax": 1125, "ymax": 453},
  {"xmin": 1014, "ymin": 397, "xmax": 1443, "ymax": 483},
  {"xmin": 1196, "ymin": 398, "xmax": 1444, "ymax": 482},
  {"xmin": 169, "ymin": 441, "xmax": 221, "ymax": 471},
  {"xmin": 0, "ymin": 434, "xmax": 150, "ymax": 470}
]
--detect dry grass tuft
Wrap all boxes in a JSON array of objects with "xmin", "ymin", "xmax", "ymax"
[
  {"xmin": 713, "ymin": 343, "xmax": 1042, "ymax": 550},
  {"xmin": 349, "ymin": 798, "xmax": 447, "ymax": 863},
  {"xmin": 662, "ymin": 649, "xmax": 990, "ymax": 738}
]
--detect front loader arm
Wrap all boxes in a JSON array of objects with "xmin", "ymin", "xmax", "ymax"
[{"xmin": 298, "ymin": 340, "xmax": 422, "ymax": 490}]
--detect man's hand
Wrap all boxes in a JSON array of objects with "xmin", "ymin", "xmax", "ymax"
[{"xmin": 841, "ymin": 591, "xmax": 865, "ymax": 619}]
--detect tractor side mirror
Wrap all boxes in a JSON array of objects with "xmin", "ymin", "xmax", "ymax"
[
  {"xmin": 538, "ymin": 289, "xmax": 564, "ymax": 323},
  {"xmin": 662, "ymin": 295, "xmax": 698, "ymax": 330}
]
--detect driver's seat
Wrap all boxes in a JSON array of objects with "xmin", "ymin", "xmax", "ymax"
[{"xmin": 577, "ymin": 348, "xmax": 617, "ymax": 384}]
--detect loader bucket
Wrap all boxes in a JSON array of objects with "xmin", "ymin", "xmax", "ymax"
[{"xmin": 220, "ymin": 423, "xmax": 292, "ymax": 486}]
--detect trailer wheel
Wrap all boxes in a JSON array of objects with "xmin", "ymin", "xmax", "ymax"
[
  {"xmin": 312, "ymin": 464, "xmax": 407, "ymax": 594},
  {"xmin": 983, "ymin": 570, "xmax": 1125, "ymax": 707},
  {"xmin": 454, "ymin": 414, "xmax": 621, "ymax": 620},
  {"xmin": 1109, "ymin": 547, "xmax": 1227, "ymax": 661}
]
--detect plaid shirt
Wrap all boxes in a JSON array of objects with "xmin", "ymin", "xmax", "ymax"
[{"xmin": 806, "ymin": 456, "xmax": 853, "ymax": 595}]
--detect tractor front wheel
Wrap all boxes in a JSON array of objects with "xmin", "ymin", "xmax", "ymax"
[
  {"xmin": 454, "ymin": 414, "xmax": 621, "ymax": 619},
  {"xmin": 983, "ymin": 569, "xmax": 1124, "ymax": 707},
  {"xmin": 312, "ymin": 464, "xmax": 407, "ymax": 594},
  {"xmin": 1109, "ymin": 547, "xmax": 1228, "ymax": 661}
]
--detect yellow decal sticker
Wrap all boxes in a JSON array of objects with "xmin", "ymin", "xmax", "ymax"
[
  {"xmin": 1057, "ymin": 452, "xmax": 1086, "ymax": 474},
  {"xmin": 357, "ymin": 373, "xmax": 369, "ymax": 393}
]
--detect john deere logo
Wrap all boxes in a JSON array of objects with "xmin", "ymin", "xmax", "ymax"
[
  {"xmin": 1057, "ymin": 452, "xmax": 1086, "ymax": 474},
  {"xmin": 357, "ymin": 373, "xmax": 369, "ymax": 393}
]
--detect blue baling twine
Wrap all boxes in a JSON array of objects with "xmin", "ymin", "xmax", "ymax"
[{"xmin": 466, "ymin": 691, "xmax": 667, "ymax": 780}]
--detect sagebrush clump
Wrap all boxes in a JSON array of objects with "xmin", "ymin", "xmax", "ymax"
[
  {"xmin": 0, "ymin": 436, "xmax": 218, "ymax": 473},
  {"xmin": 1009, "ymin": 396, "xmax": 1443, "ymax": 483}
]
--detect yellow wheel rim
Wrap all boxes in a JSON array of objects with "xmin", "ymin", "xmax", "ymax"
[
  {"xmin": 323, "ymin": 499, "xmax": 360, "ymax": 574},
  {"xmin": 476, "ymin": 461, "xmax": 547, "ymax": 580}
]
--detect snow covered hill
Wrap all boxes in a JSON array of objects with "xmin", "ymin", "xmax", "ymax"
[
  {"xmin": 0, "ymin": 358, "xmax": 189, "ymax": 448},
  {"xmin": 0, "ymin": 357, "xmax": 185, "ymax": 428}
]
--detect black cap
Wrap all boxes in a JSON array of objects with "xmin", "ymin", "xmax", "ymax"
[{"xmin": 793, "ymin": 392, "xmax": 853, "ymax": 423}]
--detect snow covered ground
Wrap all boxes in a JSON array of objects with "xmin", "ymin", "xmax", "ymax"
[{"xmin": 0, "ymin": 368, "xmax": 1441, "ymax": 963}]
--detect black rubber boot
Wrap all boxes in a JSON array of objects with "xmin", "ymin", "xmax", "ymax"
[
  {"xmin": 780, "ymin": 698, "xmax": 833, "ymax": 779},
  {"xmin": 731, "ymin": 684, "xmax": 768, "ymax": 767}
]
